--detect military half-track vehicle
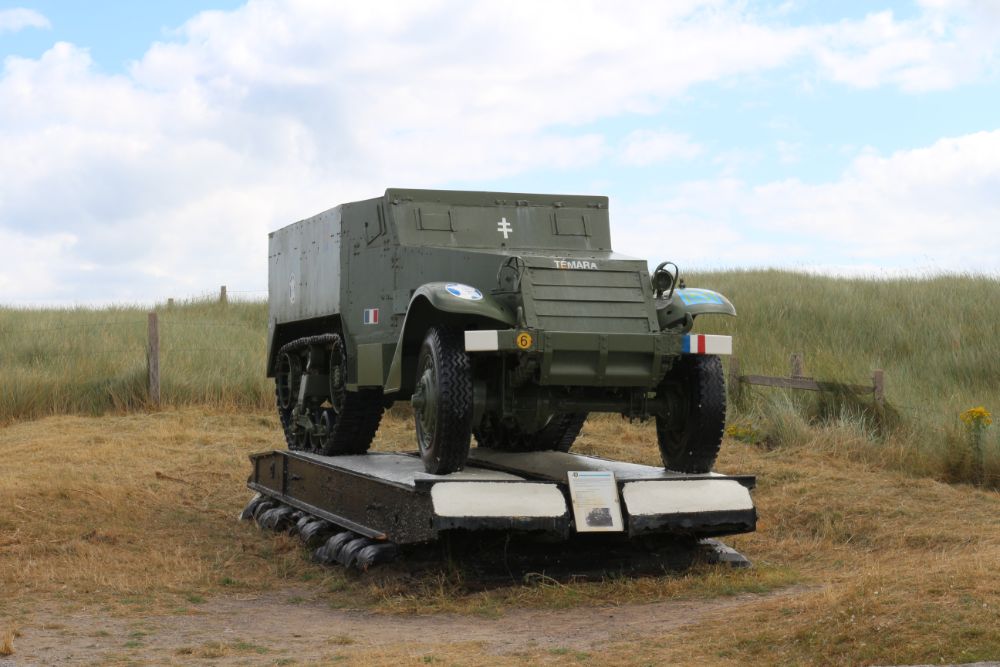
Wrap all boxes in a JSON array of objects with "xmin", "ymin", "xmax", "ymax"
[{"xmin": 268, "ymin": 189, "xmax": 735, "ymax": 475}]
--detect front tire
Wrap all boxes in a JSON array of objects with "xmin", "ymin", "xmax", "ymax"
[
  {"xmin": 656, "ymin": 355, "xmax": 726, "ymax": 473},
  {"xmin": 412, "ymin": 327, "xmax": 473, "ymax": 474}
]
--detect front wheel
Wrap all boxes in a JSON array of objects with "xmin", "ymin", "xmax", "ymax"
[
  {"xmin": 656, "ymin": 355, "xmax": 726, "ymax": 473},
  {"xmin": 411, "ymin": 327, "xmax": 473, "ymax": 474}
]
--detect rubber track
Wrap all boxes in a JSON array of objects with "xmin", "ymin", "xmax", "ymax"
[
  {"xmin": 656, "ymin": 354, "xmax": 726, "ymax": 473},
  {"xmin": 318, "ymin": 333, "xmax": 384, "ymax": 455},
  {"xmin": 319, "ymin": 388, "xmax": 384, "ymax": 455},
  {"xmin": 475, "ymin": 413, "xmax": 587, "ymax": 453},
  {"xmin": 547, "ymin": 413, "xmax": 588, "ymax": 452},
  {"xmin": 424, "ymin": 327, "xmax": 473, "ymax": 474},
  {"xmin": 277, "ymin": 333, "xmax": 339, "ymax": 358},
  {"xmin": 275, "ymin": 385, "xmax": 298, "ymax": 449},
  {"xmin": 275, "ymin": 333, "xmax": 384, "ymax": 455}
]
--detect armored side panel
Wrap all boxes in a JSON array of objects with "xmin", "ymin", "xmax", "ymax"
[
  {"xmin": 268, "ymin": 206, "xmax": 342, "ymax": 325},
  {"xmin": 267, "ymin": 205, "xmax": 347, "ymax": 374}
]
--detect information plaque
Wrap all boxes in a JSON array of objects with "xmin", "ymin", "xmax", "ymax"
[{"xmin": 567, "ymin": 471, "xmax": 624, "ymax": 532}]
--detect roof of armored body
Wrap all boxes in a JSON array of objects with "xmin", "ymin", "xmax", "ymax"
[{"xmin": 383, "ymin": 188, "xmax": 608, "ymax": 210}]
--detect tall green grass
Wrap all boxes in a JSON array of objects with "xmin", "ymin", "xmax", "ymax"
[
  {"xmin": 2, "ymin": 271, "xmax": 997, "ymax": 485},
  {"xmin": 689, "ymin": 270, "xmax": 1000, "ymax": 486},
  {"xmin": 0, "ymin": 298, "xmax": 271, "ymax": 422}
]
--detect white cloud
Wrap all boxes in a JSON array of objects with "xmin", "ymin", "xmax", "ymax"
[
  {"xmin": 775, "ymin": 140, "xmax": 801, "ymax": 164},
  {"xmin": 619, "ymin": 130, "xmax": 702, "ymax": 166},
  {"xmin": 0, "ymin": 229, "xmax": 77, "ymax": 302},
  {"xmin": 615, "ymin": 130, "xmax": 1000, "ymax": 273},
  {"xmin": 0, "ymin": 1, "xmax": 817, "ymax": 303},
  {"xmin": 1, "ymin": 1, "xmax": 999, "ymax": 303},
  {"xmin": 814, "ymin": 5, "xmax": 1000, "ymax": 92},
  {"xmin": 0, "ymin": 7, "xmax": 49, "ymax": 33}
]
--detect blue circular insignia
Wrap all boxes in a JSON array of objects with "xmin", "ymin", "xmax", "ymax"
[{"xmin": 445, "ymin": 283, "xmax": 483, "ymax": 301}]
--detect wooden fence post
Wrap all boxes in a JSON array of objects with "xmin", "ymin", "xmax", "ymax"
[
  {"xmin": 790, "ymin": 352, "xmax": 804, "ymax": 378},
  {"xmin": 728, "ymin": 355, "xmax": 741, "ymax": 399},
  {"xmin": 147, "ymin": 312, "xmax": 160, "ymax": 407},
  {"xmin": 873, "ymin": 369, "xmax": 885, "ymax": 407},
  {"xmin": 219, "ymin": 285, "xmax": 228, "ymax": 304}
]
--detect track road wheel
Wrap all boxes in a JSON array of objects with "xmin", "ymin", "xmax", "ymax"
[
  {"xmin": 411, "ymin": 327, "xmax": 473, "ymax": 474},
  {"xmin": 313, "ymin": 334, "xmax": 384, "ymax": 456},
  {"xmin": 656, "ymin": 354, "xmax": 726, "ymax": 473}
]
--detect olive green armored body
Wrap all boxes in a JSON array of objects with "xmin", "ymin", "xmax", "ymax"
[{"xmin": 268, "ymin": 189, "xmax": 736, "ymax": 474}]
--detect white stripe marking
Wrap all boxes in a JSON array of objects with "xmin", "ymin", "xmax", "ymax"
[
  {"xmin": 701, "ymin": 334, "xmax": 732, "ymax": 355},
  {"xmin": 686, "ymin": 334, "xmax": 732, "ymax": 355},
  {"xmin": 464, "ymin": 330, "xmax": 499, "ymax": 352}
]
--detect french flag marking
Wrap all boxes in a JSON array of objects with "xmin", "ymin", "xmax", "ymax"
[
  {"xmin": 681, "ymin": 334, "xmax": 732, "ymax": 355},
  {"xmin": 363, "ymin": 308, "xmax": 379, "ymax": 325}
]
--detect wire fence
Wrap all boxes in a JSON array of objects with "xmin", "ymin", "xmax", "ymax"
[
  {"xmin": 2, "ymin": 297, "xmax": 992, "ymax": 430},
  {"xmin": 0, "ymin": 288, "xmax": 269, "ymax": 415}
]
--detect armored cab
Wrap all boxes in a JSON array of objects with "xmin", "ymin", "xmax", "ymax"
[{"xmin": 268, "ymin": 189, "xmax": 735, "ymax": 474}]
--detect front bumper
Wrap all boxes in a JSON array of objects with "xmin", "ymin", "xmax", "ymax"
[{"xmin": 464, "ymin": 329, "xmax": 731, "ymax": 387}]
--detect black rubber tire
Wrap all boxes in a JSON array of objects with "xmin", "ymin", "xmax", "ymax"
[
  {"xmin": 655, "ymin": 355, "xmax": 726, "ymax": 473},
  {"xmin": 474, "ymin": 413, "xmax": 587, "ymax": 452},
  {"xmin": 313, "ymin": 334, "xmax": 384, "ymax": 456},
  {"xmin": 413, "ymin": 327, "xmax": 473, "ymax": 474}
]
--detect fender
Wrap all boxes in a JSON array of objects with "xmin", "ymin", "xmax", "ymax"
[
  {"xmin": 656, "ymin": 288, "xmax": 736, "ymax": 330},
  {"xmin": 383, "ymin": 283, "xmax": 516, "ymax": 393}
]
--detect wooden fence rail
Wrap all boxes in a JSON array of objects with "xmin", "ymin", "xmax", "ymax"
[{"xmin": 729, "ymin": 352, "xmax": 884, "ymax": 407}]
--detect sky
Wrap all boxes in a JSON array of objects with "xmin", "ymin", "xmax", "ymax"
[{"xmin": 1, "ymin": 0, "xmax": 999, "ymax": 305}]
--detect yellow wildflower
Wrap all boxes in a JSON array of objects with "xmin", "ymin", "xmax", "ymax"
[
  {"xmin": 959, "ymin": 406, "xmax": 992, "ymax": 427},
  {"xmin": 725, "ymin": 424, "xmax": 759, "ymax": 443}
]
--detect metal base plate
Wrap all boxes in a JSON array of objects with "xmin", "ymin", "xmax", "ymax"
[{"xmin": 247, "ymin": 449, "xmax": 757, "ymax": 545}]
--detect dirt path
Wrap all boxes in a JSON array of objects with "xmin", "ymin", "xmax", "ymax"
[{"xmin": 7, "ymin": 586, "xmax": 805, "ymax": 665}]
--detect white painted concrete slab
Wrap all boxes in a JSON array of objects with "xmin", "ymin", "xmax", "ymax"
[
  {"xmin": 431, "ymin": 482, "xmax": 567, "ymax": 517},
  {"xmin": 622, "ymin": 479, "xmax": 753, "ymax": 515}
]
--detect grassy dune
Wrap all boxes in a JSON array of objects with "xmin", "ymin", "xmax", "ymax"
[
  {"xmin": 691, "ymin": 270, "xmax": 1000, "ymax": 423},
  {"xmin": 0, "ymin": 299, "xmax": 271, "ymax": 421},
  {"xmin": 689, "ymin": 270, "xmax": 1000, "ymax": 486},
  {"xmin": 1, "ymin": 271, "xmax": 998, "ymax": 485}
]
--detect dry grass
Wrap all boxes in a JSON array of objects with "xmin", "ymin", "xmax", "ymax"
[
  {"xmin": 175, "ymin": 640, "xmax": 270, "ymax": 659},
  {"xmin": 2, "ymin": 408, "xmax": 999, "ymax": 665},
  {"xmin": 0, "ymin": 627, "xmax": 13, "ymax": 656}
]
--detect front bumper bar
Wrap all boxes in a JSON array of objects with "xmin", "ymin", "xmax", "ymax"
[{"xmin": 464, "ymin": 329, "xmax": 731, "ymax": 386}]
